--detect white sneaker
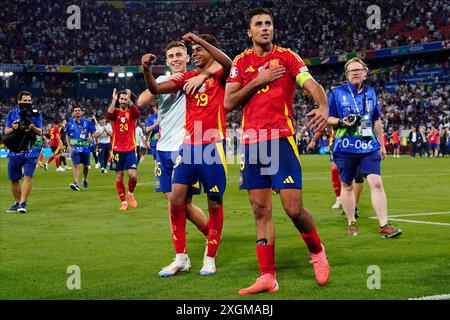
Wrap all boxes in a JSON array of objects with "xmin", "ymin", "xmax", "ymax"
[
  {"xmin": 199, "ymin": 256, "xmax": 216, "ymax": 276},
  {"xmin": 95, "ymin": 163, "xmax": 101, "ymax": 169},
  {"xmin": 159, "ymin": 254, "xmax": 191, "ymax": 277},
  {"xmin": 56, "ymin": 167, "xmax": 66, "ymax": 172},
  {"xmin": 65, "ymin": 166, "xmax": 72, "ymax": 170},
  {"xmin": 331, "ymin": 197, "xmax": 342, "ymax": 209}
]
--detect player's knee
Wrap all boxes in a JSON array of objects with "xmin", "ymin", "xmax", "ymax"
[
  {"xmin": 342, "ymin": 182, "xmax": 353, "ymax": 192},
  {"xmin": 371, "ymin": 179, "xmax": 384, "ymax": 191},
  {"xmin": 207, "ymin": 195, "xmax": 222, "ymax": 208},
  {"xmin": 250, "ymin": 200, "xmax": 271, "ymax": 220},
  {"xmin": 129, "ymin": 172, "xmax": 137, "ymax": 180}
]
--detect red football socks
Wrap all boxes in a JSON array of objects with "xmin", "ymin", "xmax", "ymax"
[
  {"xmin": 206, "ymin": 206, "xmax": 224, "ymax": 258},
  {"xmin": 170, "ymin": 204, "xmax": 187, "ymax": 254},
  {"xmin": 256, "ymin": 244, "xmax": 276, "ymax": 275},
  {"xmin": 116, "ymin": 181, "xmax": 126, "ymax": 202},
  {"xmin": 331, "ymin": 166, "xmax": 341, "ymax": 197},
  {"xmin": 128, "ymin": 177, "xmax": 137, "ymax": 193},
  {"xmin": 197, "ymin": 224, "xmax": 209, "ymax": 238},
  {"xmin": 300, "ymin": 225, "xmax": 323, "ymax": 254}
]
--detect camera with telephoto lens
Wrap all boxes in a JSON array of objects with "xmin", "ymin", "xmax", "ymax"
[
  {"xmin": 346, "ymin": 114, "xmax": 361, "ymax": 125},
  {"xmin": 19, "ymin": 102, "xmax": 39, "ymax": 128}
]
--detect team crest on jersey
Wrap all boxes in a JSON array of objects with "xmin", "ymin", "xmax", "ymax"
[
  {"xmin": 230, "ymin": 66, "xmax": 238, "ymax": 78},
  {"xmin": 199, "ymin": 83, "xmax": 206, "ymax": 93},
  {"xmin": 205, "ymin": 78, "xmax": 214, "ymax": 87},
  {"xmin": 120, "ymin": 117, "xmax": 126, "ymax": 123},
  {"xmin": 269, "ymin": 59, "xmax": 280, "ymax": 67}
]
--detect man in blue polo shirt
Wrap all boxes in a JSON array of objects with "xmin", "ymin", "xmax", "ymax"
[
  {"xmin": 4, "ymin": 91, "xmax": 43, "ymax": 213},
  {"xmin": 328, "ymin": 58, "xmax": 402, "ymax": 238},
  {"xmin": 145, "ymin": 101, "xmax": 159, "ymax": 160},
  {"xmin": 66, "ymin": 105, "xmax": 97, "ymax": 191}
]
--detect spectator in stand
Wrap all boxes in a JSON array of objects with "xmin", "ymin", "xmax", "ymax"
[{"xmin": 1, "ymin": 0, "xmax": 448, "ymax": 67}]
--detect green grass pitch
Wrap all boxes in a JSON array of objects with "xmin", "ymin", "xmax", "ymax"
[{"xmin": 1, "ymin": 155, "xmax": 449, "ymax": 300}]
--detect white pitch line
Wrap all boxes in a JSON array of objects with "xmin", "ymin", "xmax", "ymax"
[
  {"xmin": 387, "ymin": 211, "xmax": 450, "ymax": 218},
  {"xmin": 387, "ymin": 218, "xmax": 450, "ymax": 226},
  {"xmin": 409, "ymin": 294, "xmax": 450, "ymax": 300},
  {"xmin": 369, "ymin": 211, "xmax": 450, "ymax": 226}
]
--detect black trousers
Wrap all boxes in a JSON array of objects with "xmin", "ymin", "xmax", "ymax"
[
  {"xmin": 409, "ymin": 143, "xmax": 417, "ymax": 157},
  {"xmin": 98, "ymin": 143, "xmax": 111, "ymax": 169}
]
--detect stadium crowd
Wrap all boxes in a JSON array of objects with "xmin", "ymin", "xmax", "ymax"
[{"xmin": 1, "ymin": 0, "xmax": 448, "ymax": 66}]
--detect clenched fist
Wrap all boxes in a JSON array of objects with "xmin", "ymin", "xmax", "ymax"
[
  {"xmin": 182, "ymin": 32, "xmax": 200, "ymax": 45},
  {"xmin": 141, "ymin": 54, "xmax": 156, "ymax": 70}
]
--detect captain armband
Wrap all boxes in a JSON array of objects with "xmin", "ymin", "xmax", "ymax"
[{"xmin": 296, "ymin": 72, "xmax": 313, "ymax": 87}]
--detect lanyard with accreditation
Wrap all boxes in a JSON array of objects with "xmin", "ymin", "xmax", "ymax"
[{"xmin": 348, "ymin": 85, "xmax": 373, "ymax": 138}]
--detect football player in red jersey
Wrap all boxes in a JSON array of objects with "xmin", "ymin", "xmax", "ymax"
[
  {"xmin": 142, "ymin": 33, "xmax": 231, "ymax": 276},
  {"xmin": 45, "ymin": 120, "xmax": 65, "ymax": 172},
  {"xmin": 106, "ymin": 89, "xmax": 140, "ymax": 211},
  {"xmin": 225, "ymin": 7, "xmax": 330, "ymax": 294}
]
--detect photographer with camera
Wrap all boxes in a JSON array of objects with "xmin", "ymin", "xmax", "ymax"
[
  {"xmin": 327, "ymin": 58, "xmax": 401, "ymax": 238},
  {"xmin": 4, "ymin": 91, "xmax": 43, "ymax": 213}
]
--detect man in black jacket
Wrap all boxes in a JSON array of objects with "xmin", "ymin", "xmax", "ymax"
[{"xmin": 408, "ymin": 126, "xmax": 418, "ymax": 157}]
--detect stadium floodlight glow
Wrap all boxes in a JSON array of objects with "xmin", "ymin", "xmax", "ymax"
[
  {"xmin": 118, "ymin": 72, "xmax": 125, "ymax": 78},
  {"xmin": 0, "ymin": 72, "xmax": 3, "ymax": 76},
  {"xmin": 126, "ymin": 72, "xmax": 133, "ymax": 77},
  {"xmin": 108, "ymin": 72, "xmax": 115, "ymax": 77},
  {"xmin": 165, "ymin": 71, "xmax": 171, "ymax": 76}
]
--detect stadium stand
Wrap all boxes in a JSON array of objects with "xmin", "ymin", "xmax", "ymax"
[{"xmin": 1, "ymin": 0, "xmax": 448, "ymax": 66}]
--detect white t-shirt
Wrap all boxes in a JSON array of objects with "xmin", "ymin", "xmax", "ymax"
[
  {"xmin": 135, "ymin": 126, "xmax": 146, "ymax": 148},
  {"xmin": 96, "ymin": 123, "xmax": 112, "ymax": 144},
  {"xmin": 155, "ymin": 75, "xmax": 185, "ymax": 152}
]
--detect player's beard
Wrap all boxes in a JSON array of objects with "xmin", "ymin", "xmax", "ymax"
[{"xmin": 119, "ymin": 104, "xmax": 127, "ymax": 110}]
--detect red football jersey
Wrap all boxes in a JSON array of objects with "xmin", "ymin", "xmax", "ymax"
[
  {"xmin": 428, "ymin": 131, "xmax": 439, "ymax": 144},
  {"xmin": 171, "ymin": 68, "xmax": 227, "ymax": 144},
  {"xmin": 227, "ymin": 45, "xmax": 309, "ymax": 144},
  {"xmin": 392, "ymin": 130, "xmax": 400, "ymax": 144},
  {"xmin": 106, "ymin": 104, "xmax": 140, "ymax": 152},
  {"xmin": 48, "ymin": 125, "xmax": 61, "ymax": 147}
]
